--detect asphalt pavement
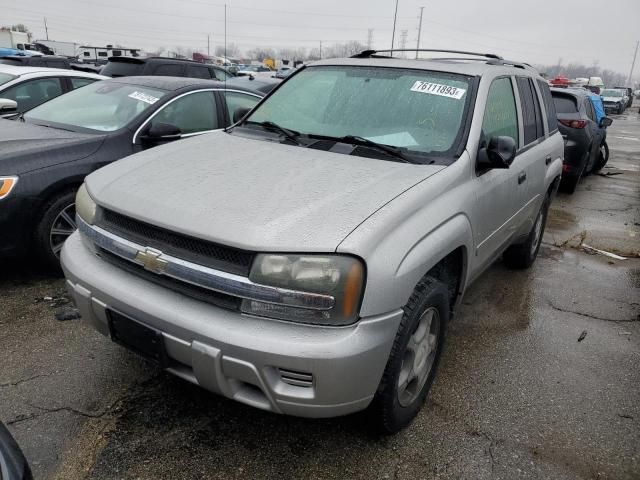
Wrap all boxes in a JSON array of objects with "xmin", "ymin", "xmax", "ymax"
[{"xmin": 1, "ymin": 106, "xmax": 638, "ymax": 480}]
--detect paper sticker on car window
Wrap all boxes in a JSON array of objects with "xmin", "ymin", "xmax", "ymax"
[
  {"xmin": 128, "ymin": 91, "xmax": 160, "ymax": 105},
  {"xmin": 410, "ymin": 81, "xmax": 466, "ymax": 100}
]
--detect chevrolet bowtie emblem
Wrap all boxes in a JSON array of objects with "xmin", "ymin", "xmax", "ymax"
[{"xmin": 134, "ymin": 247, "xmax": 168, "ymax": 274}]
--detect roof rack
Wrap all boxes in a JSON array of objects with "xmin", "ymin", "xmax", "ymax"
[{"xmin": 352, "ymin": 49, "xmax": 503, "ymax": 60}]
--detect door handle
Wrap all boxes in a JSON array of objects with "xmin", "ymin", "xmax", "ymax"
[
  {"xmin": 518, "ymin": 171, "xmax": 527, "ymax": 185},
  {"xmin": 545, "ymin": 155, "xmax": 552, "ymax": 165}
]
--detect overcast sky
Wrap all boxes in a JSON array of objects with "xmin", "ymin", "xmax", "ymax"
[{"xmin": 3, "ymin": 0, "xmax": 639, "ymax": 76}]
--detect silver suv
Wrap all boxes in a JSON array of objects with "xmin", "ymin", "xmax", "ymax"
[{"xmin": 62, "ymin": 50, "xmax": 563, "ymax": 433}]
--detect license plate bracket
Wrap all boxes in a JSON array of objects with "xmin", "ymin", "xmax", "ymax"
[{"xmin": 108, "ymin": 310, "xmax": 168, "ymax": 367}]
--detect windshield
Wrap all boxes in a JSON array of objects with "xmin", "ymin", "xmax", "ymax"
[
  {"xmin": 246, "ymin": 66, "xmax": 472, "ymax": 155},
  {"xmin": 0, "ymin": 72, "xmax": 17, "ymax": 86},
  {"xmin": 601, "ymin": 89, "xmax": 622, "ymax": 97},
  {"xmin": 25, "ymin": 81, "xmax": 167, "ymax": 132}
]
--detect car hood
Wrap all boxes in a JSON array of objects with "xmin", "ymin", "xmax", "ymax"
[
  {"xmin": 0, "ymin": 119, "xmax": 105, "ymax": 174},
  {"xmin": 87, "ymin": 131, "xmax": 445, "ymax": 252}
]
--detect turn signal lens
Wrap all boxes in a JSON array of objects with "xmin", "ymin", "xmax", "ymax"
[{"xmin": 0, "ymin": 176, "xmax": 18, "ymax": 200}]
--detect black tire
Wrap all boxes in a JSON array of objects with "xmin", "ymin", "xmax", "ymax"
[
  {"xmin": 369, "ymin": 276, "xmax": 449, "ymax": 434},
  {"xmin": 592, "ymin": 141, "xmax": 609, "ymax": 173},
  {"xmin": 34, "ymin": 189, "xmax": 77, "ymax": 271},
  {"xmin": 503, "ymin": 195, "xmax": 549, "ymax": 269},
  {"xmin": 559, "ymin": 174, "xmax": 580, "ymax": 194},
  {"xmin": 618, "ymin": 104, "xmax": 624, "ymax": 114}
]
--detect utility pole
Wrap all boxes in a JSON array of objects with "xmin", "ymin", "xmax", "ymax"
[
  {"xmin": 319, "ymin": 40, "xmax": 322, "ymax": 59},
  {"xmin": 415, "ymin": 7, "xmax": 424, "ymax": 59},
  {"xmin": 390, "ymin": 0, "xmax": 399, "ymax": 57},
  {"xmin": 399, "ymin": 29, "xmax": 408, "ymax": 57},
  {"xmin": 367, "ymin": 29, "xmax": 374, "ymax": 50},
  {"xmin": 207, "ymin": 35, "xmax": 210, "ymax": 56},
  {"xmin": 43, "ymin": 17, "xmax": 49, "ymax": 40},
  {"xmin": 224, "ymin": 3, "xmax": 227, "ymax": 60},
  {"xmin": 627, "ymin": 40, "xmax": 639, "ymax": 86}
]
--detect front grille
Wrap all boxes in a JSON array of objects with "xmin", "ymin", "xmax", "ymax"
[
  {"xmin": 99, "ymin": 209, "xmax": 255, "ymax": 276},
  {"xmin": 99, "ymin": 248, "xmax": 241, "ymax": 311}
]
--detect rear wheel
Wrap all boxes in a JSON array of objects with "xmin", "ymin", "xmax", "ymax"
[
  {"xmin": 503, "ymin": 195, "xmax": 549, "ymax": 269},
  {"xmin": 592, "ymin": 141, "xmax": 609, "ymax": 173},
  {"xmin": 369, "ymin": 276, "xmax": 449, "ymax": 434},
  {"xmin": 34, "ymin": 190, "xmax": 77, "ymax": 270}
]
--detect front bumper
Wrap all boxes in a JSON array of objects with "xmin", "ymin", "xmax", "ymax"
[{"xmin": 61, "ymin": 232, "xmax": 401, "ymax": 418}]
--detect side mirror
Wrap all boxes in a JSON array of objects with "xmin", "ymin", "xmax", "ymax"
[
  {"xmin": 233, "ymin": 107, "xmax": 251, "ymax": 124},
  {"xmin": 477, "ymin": 136, "xmax": 517, "ymax": 169},
  {"xmin": 599, "ymin": 117, "xmax": 613, "ymax": 128},
  {"xmin": 140, "ymin": 122, "xmax": 181, "ymax": 144},
  {"xmin": 0, "ymin": 98, "xmax": 18, "ymax": 114}
]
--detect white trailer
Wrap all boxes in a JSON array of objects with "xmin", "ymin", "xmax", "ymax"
[
  {"xmin": 78, "ymin": 45, "xmax": 142, "ymax": 64},
  {"xmin": 0, "ymin": 30, "xmax": 39, "ymax": 52},
  {"xmin": 36, "ymin": 39, "xmax": 79, "ymax": 57}
]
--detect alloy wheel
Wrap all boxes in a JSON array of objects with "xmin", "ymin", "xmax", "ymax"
[
  {"xmin": 49, "ymin": 203, "xmax": 76, "ymax": 258},
  {"xmin": 397, "ymin": 307, "xmax": 440, "ymax": 407}
]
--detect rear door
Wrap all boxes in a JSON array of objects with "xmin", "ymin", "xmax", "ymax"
[
  {"xmin": 513, "ymin": 76, "xmax": 547, "ymax": 231},
  {"xmin": 583, "ymin": 98, "xmax": 603, "ymax": 169}
]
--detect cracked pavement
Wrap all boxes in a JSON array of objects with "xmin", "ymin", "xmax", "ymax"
[{"xmin": 0, "ymin": 108, "xmax": 638, "ymax": 480}]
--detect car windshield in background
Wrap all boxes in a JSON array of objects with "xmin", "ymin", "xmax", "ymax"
[
  {"xmin": 601, "ymin": 89, "xmax": 622, "ymax": 97},
  {"xmin": 247, "ymin": 66, "xmax": 472, "ymax": 156},
  {"xmin": 24, "ymin": 81, "xmax": 167, "ymax": 132},
  {"xmin": 0, "ymin": 72, "xmax": 17, "ymax": 86}
]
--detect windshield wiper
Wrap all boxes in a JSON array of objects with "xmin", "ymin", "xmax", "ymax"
[
  {"xmin": 248, "ymin": 121, "xmax": 302, "ymax": 146},
  {"xmin": 338, "ymin": 135, "xmax": 415, "ymax": 164}
]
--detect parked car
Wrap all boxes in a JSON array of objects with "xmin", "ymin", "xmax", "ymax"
[
  {"xmin": 236, "ymin": 65, "xmax": 274, "ymax": 78},
  {"xmin": 0, "ymin": 55, "xmax": 73, "ymax": 69},
  {"xmin": 551, "ymin": 87, "xmax": 612, "ymax": 192},
  {"xmin": 274, "ymin": 66, "xmax": 295, "ymax": 79},
  {"xmin": 101, "ymin": 57, "xmax": 235, "ymax": 81},
  {"xmin": 614, "ymin": 87, "xmax": 634, "ymax": 108},
  {"xmin": 0, "ymin": 65, "xmax": 106, "ymax": 116},
  {"xmin": 600, "ymin": 88, "xmax": 627, "ymax": 114},
  {"xmin": 0, "ymin": 76, "xmax": 275, "ymax": 267},
  {"xmin": 61, "ymin": 49, "xmax": 563, "ymax": 433},
  {"xmin": 0, "ymin": 422, "xmax": 32, "ymax": 480}
]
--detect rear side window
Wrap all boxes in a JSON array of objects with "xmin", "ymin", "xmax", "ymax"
[
  {"xmin": 537, "ymin": 80, "xmax": 558, "ymax": 133},
  {"xmin": 482, "ymin": 77, "xmax": 519, "ymax": 145},
  {"xmin": 552, "ymin": 94, "xmax": 578, "ymax": 114},
  {"xmin": 516, "ymin": 77, "xmax": 544, "ymax": 145},
  {"xmin": 153, "ymin": 64, "xmax": 184, "ymax": 76},
  {"xmin": 185, "ymin": 65, "xmax": 211, "ymax": 79}
]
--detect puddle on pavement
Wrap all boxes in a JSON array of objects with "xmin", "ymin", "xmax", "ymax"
[{"xmin": 546, "ymin": 208, "xmax": 577, "ymax": 231}]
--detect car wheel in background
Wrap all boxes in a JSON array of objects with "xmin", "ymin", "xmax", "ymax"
[
  {"xmin": 592, "ymin": 141, "xmax": 610, "ymax": 173},
  {"xmin": 618, "ymin": 104, "xmax": 624, "ymax": 114},
  {"xmin": 369, "ymin": 276, "xmax": 449, "ymax": 434},
  {"xmin": 503, "ymin": 195, "xmax": 549, "ymax": 269},
  {"xmin": 34, "ymin": 189, "xmax": 77, "ymax": 270}
]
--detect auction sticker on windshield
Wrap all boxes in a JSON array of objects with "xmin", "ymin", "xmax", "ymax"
[
  {"xmin": 410, "ymin": 81, "xmax": 466, "ymax": 100},
  {"xmin": 128, "ymin": 91, "xmax": 160, "ymax": 105}
]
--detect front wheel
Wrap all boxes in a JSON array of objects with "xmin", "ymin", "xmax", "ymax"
[
  {"xmin": 369, "ymin": 276, "xmax": 449, "ymax": 434},
  {"xmin": 503, "ymin": 195, "xmax": 549, "ymax": 269},
  {"xmin": 34, "ymin": 190, "xmax": 77, "ymax": 270}
]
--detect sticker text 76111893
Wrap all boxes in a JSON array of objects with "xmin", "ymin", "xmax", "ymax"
[{"xmin": 410, "ymin": 81, "xmax": 466, "ymax": 100}]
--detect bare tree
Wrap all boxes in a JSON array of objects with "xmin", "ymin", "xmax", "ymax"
[
  {"xmin": 214, "ymin": 43, "xmax": 241, "ymax": 58},
  {"xmin": 536, "ymin": 62, "xmax": 627, "ymax": 86}
]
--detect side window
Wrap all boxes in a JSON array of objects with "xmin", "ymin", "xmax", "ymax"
[
  {"xmin": 112, "ymin": 50, "xmax": 122, "ymax": 57},
  {"xmin": 224, "ymin": 91, "xmax": 260, "ymax": 122},
  {"xmin": 211, "ymin": 68, "xmax": 231, "ymax": 81},
  {"xmin": 151, "ymin": 91, "xmax": 219, "ymax": 134},
  {"xmin": 1, "ymin": 78, "xmax": 63, "ymax": 112},
  {"xmin": 516, "ymin": 77, "xmax": 544, "ymax": 145},
  {"xmin": 482, "ymin": 77, "xmax": 519, "ymax": 146},
  {"xmin": 536, "ymin": 79, "xmax": 558, "ymax": 133},
  {"xmin": 153, "ymin": 64, "xmax": 184, "ymax": 76},
  {"xmin": 46, "ymin": 60, "xmax": 66, "ymax": 69},
  {"xmin": 83, "ymin": 51, "xmax": 91, "ymax": 57},
  {"xmin": 584, "ymin": 100, "xmax": 596, "ymax": 121},
  {"xmin": 70, "ymin": 77, "xmax": 97, "ymax": 89},
  {"xmin": 98, "ymin": 52, "xmax": 107, "ymax": 57},
  {"xmin": 185, "ymin": 65, "xmax": 211, "ymax": 79}
]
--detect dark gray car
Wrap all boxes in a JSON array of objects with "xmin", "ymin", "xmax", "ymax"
[{"xmin": 0, "ymin": 75, "xmax": 276, "ymax": 268}]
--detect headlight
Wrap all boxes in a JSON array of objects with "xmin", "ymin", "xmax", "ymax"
[
  {"xmin": 75, "ymin": 183, "xmax": 97, "ymax": 224},
  {"xmin": 0, "ymin": 176, "xmax": 18, "ymax": 200},
  {"xmin": 241, "ymin": 254, "xmax": 365, "ymax": 326}
]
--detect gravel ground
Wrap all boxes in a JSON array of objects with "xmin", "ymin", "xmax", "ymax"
[{"xmin": 1, "ymin": 106, "xmax": 638, "ymax": 480}]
